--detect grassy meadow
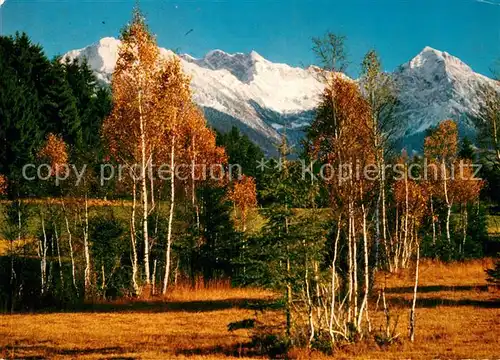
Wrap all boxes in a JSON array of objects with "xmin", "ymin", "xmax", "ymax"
[{"xmin": 0, "ymin": 259, "xmax": 498, "ymax": 359}]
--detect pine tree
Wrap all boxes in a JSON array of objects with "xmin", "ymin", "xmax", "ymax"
[
  {"xmin": 43, "ymin": 59, "xmax": 82, "ymax": 149},
  {"xmin": 0, "ymin": 34, "xmax": 46, "ymax": 195},
  {"xmin": 63, "ymin": 57, "xmax": 111, "ymax": 155}
]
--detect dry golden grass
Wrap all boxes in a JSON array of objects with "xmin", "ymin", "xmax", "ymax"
[
  {"xmin": 163, "ymin": 279, "xmax": 275, "ymax": 303},
  {"xmin": 1, "ymin": 260, "xmax": 499, "ymax": 359},
  {"xmin": 377, "ymin": 258, "xmax": 495, "ymax": 288}
]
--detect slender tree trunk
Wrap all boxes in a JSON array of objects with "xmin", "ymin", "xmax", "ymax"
[
  {"xmin": 446, "ymin": 204, "xmax": 452, "ymax": 245},
  {"xmin": 40, "ymin": 211, "xmax": 48, "ymax": 295},
  {"xmin": 313, "ymin": 260, "xmax": 322, "ymax": 330},
  {"xmin": 305, "ymin": 257, "xmax": 315, "ymax": 346},
  {"xmin": 48, "ymin": 232, "xmax": 53, "ymax": 293},
  {"xmin": 430, "ymin": 195, "xmax": 436, "ymax": 246},
  {"xmin": 286, "ymin": 252, "xmax": 292, "ymax": 338},
  {"xmin": 63, "ymin": 203, "xmax": 78, "ymax": 295},
  {"xmin": 83, "ymin": 194, "xmax": 91, "ymax": 298},
  {"xmin": 152, "ymin": 259, "xmax": 157, "ymax": 295},
  {"xmin": 394, "ymin": 207, "xmax": 400, "ymax": 271},
  {"xmin": 329, "ymin": 214, "xmax": 342, "ymax": 342},
  {"xmin": 101, "ymin": 265, "xmax": 106, "ymax": 295},
  {"xmin": 191, "ymin": 138, "xmax": 200, "ymax": 230},
  {"xmin": 381, "ymin": 165, "xmax": 388, "ymax": 261},
  {"xmin": 54, "ymin": 225, "xmax": 64, "ymax": 290},
  {"xmin": 442, "ymin": 160, "xmax": 452, "ymax": 244},
  {"xmin": 163, "ymin": 136, "xmax": 176, "ymax": 295},
  {"xmin": 150, "ymin": 157, "xmax": 155, "ymax": 213},
  {"xmin": 138, "ymin": 84, "xmax": 151, "ymax": 285},
  {"xmin": 352, "ymin": 207, "xmax": 358, "ymax": 324},
  {"xmin": 357, "ymin": 204, "xmax": 370, "ymax": 332},
  {"xmin": 403, "ymin": 166, "xmax": 409, "ymax": 267},
  {"xmin": 284, "ymin": 212, "xmax": 292, "ymax": 339},
  {"xmin": 347, "ymin": 204, "xmax": 354, "ymax": 323},
  {"xmin": 409, "ymin": 240, "xmax": 420, "ymax": 342},
  {"xmin": 462, "ymin": 205, "xmax": 468, "ymax": 254},
  {"xmin": 130, "ymin": 182, "xmax": 140, "ymax": 295}
]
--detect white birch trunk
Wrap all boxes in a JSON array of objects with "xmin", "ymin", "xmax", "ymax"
[
  {"xmin": 329, "ymin": 214, "xmax": 342, "ymax": 342},
  {"xmin": 357, "ymin": 204, "xmax": 370, "ymax": 332},
  {"xmin": 139, "ymin": 86, "xmax": 150, "ymax": 285},
  {"xmin": 130, "ymin": 181, "xmax": 140, "ymax": 295},
  {"xmin": 54, "ymin": 225, "xmax": 64, "ymax": 289},
  {"xmin": 409, "ymin": 239, "xmax": 420, "ymax": 342},
  {"xmin": 40, "ymin": 211, "xmax": 47, "ymax": 295},
  {"xmin": 83, "ymin": 195, "xmax": 91, "ymax": 298},
  {"xmin": 63, "ymin": 204, "xmax": 78, "ymax": 295},
  {"xmin": 163, "ymin": 135, "xmax": 176, "ymax": 295}
]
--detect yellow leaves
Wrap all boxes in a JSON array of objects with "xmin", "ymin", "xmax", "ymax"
[
  {"xmin": 311, "ymin": 76, "xmax": 375, "ymax": 166},
  {"xmin": 156, "ymin": 57, "xmax": 192, "ymax": 135},
  {"xmin": 103, "ymin": 12, "xmax": 193, "ymax": 171},
  {"xmin": 38, "ymin": 133, "xmax": 69, "ymax": 177},
  {"xmin": 449, "ymin": 159, "xmax": 484, "ymax": 205},
  {"xmin": 177, "ymin": 103, "xmax": 228, "ymax": 185},
  {"xmin": 423, "ymin": 119, "xmax": 483, "ymax": 205},
  {"xmin": 424, "ymin": 119, "xmax": 458, "ymax": 163},
  {"xmin": 394, "ymin": 177, "xmax": 429, "ymax": 222},
  {"xmin": 229, "ymin": 175, "xmax": 258, "ymax": 227},
  {"xmin": 229, "ymin": 176, "xmax": 257, "ymax": 209},
  {"xmin": 310, "ymin": 76, "xmax": 377, "ymax": 206}
]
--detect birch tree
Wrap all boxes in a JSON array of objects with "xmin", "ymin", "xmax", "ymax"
[
  {"xmin": 424, "ymin": 120, "xmax": 459, "ymax": 244},
  {"xmin": 229, "ymin": 175, "xmax": 257, "ymax": 232},
  {"xmin": 103, "ymin": 9, "xmax": 166, "ymax": 287},
  {"xmin": 359, "ymin": 50, "xmax": 397, "ymax": 271},
  {"xmin": 38, "ymin": 134, "xmax": 69, "ymax": 294},
  {"xmin": 308, "ymin": 74, "xmax": 376, "ymax": 342},
  {"xmin": 155, "ymin": 58, "xmax": 192, "ymax": 294}
]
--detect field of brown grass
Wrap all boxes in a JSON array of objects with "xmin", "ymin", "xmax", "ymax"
[{"xmin": 1, "ymin": 259, "xmax": 499, "ymax": 359}]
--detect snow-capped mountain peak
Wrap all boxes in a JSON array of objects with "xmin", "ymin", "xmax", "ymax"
[
  {"xmin": 64, "ymin": 37, "xmax": 121, "ymax": 83},
  {"xmin": 393, "ymin": 46, "xmax": 498, "ymax": 148},
  {"xmin": 407, "ymin": 46, "xmax": 473, "ymax": 76},
  {"xmin": 182, "ymin": 49, "xmax": 269, "ymax": 83},
  {"xmin": 62, "ymin": 38, "xmax": 498, "ymax": 154}
]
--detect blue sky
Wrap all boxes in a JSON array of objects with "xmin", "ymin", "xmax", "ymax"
[{"xmin": 1, "ymin": 0, "xmax": 499, "ymax": 77}]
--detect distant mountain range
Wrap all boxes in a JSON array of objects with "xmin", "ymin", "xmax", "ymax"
[{"xmin": 63, "ymin": 38, "xmax": 499, "ymax": 154}]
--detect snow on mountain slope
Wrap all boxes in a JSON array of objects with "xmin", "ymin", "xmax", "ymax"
[
  {"xmin": 62, "ymin": 38, "xmax": 498, "ymax": 153},
  {"xmin": 393, "ymin": 46, "xmax": 498, "ymax": 146},
  {"xmin": 64, "ymin": 37, "xmax": 121, "ymax": 84},
  {"xmin": 63, "ymin": 37, "xmax": 323, "ymax": 153}
]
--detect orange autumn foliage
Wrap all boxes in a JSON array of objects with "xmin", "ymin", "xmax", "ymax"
[
  {"xmin": 38, "ymin": 133, "xmax": 69, "ymax": 177},
  {"xmin": 449, "ymin": 159, "xmax": 484, "ymax": 205},
  {"xmin": 424, "ymin": 120, "xmax": 483, "ymax": 206},
  {"xmin": 309, "ymin": 76, "xmax": 374, "ymax": 165},
  {"xmin": 229, "ymin": 175, "xmax": 257, "ymax": 231},
  {"xmin": 179, "ymin": 104, "xmax": 228, "ymax": 184},
  {"xmin": 393, "ymin": 175, "xmax": 429, "ymax": 224},
  {"xmin": 308, "ymin": 76, "xmax": 376, "ymax": 205},
  {"xmin": 424, "ymin": 119, "xmax": 458, "ymax": 163},
  {"xmin": 102, "ymin": 11, "xmax": 167, "ymax": 168}
]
